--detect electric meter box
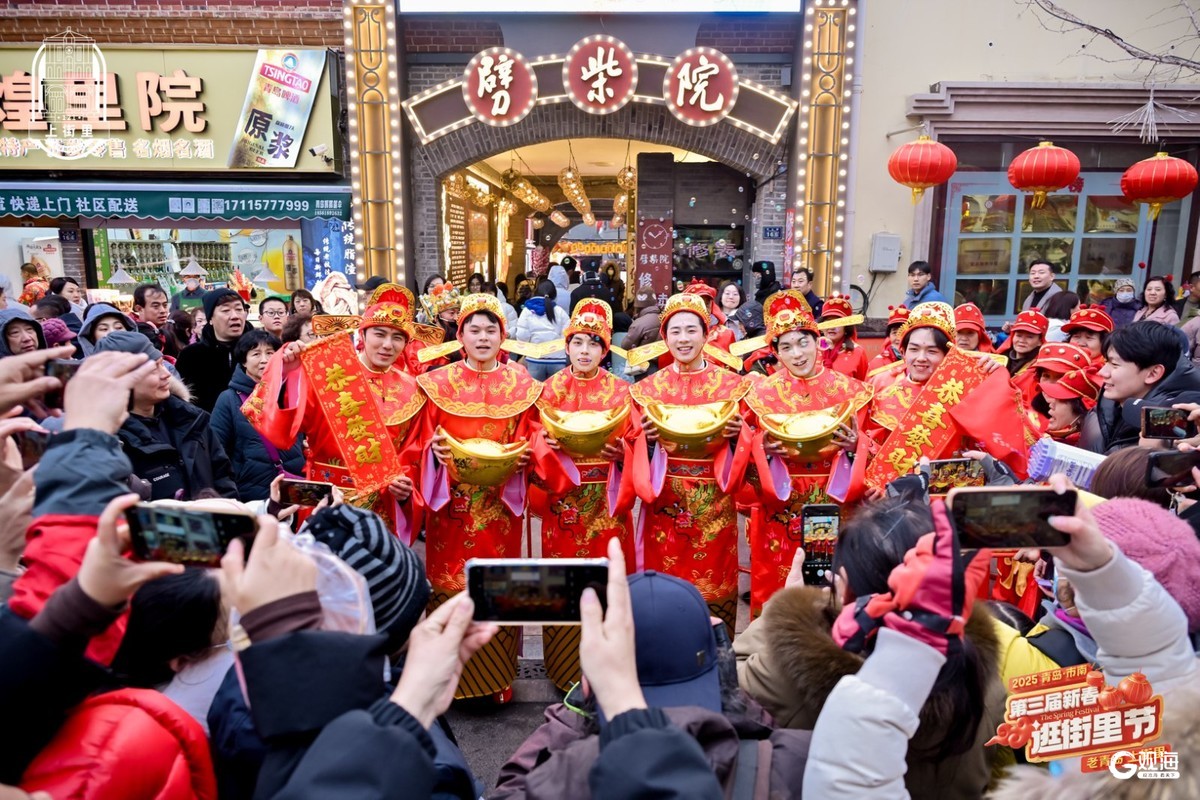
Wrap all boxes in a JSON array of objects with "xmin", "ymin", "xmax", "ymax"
[{"xmin": 868, "ymin": 232, "xmax": 902, "ymax": 273}]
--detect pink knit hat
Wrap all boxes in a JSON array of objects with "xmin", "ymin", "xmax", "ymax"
[
  {"xmin": 1091, "ymin": 497, "xmax": 1200, "ymax": 633},
  {"xmin": 39, "ymin": 317, "xmax": 76, "ymax": 347}
]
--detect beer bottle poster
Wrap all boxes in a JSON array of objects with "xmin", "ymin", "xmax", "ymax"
[{"xmin": 229, "ymin": 50, "xmax": 326, "ymax": 168}]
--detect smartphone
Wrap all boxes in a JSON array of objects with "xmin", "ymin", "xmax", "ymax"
[
  {"xmin": 927, "ymin": 458, "xmax": 986, "ymax": 494},
  {"xmin": 799, "ymin": 504, "xmax": 840, "ymax": 586},
  {"xmin": 125, "ymin": 504, "xmax": 258, "ymax": 567},
  {"xmin": 1141, "ymin": 407, "xmax": 1198, "ymax": 440},
  {"xmin": 278, "ymin": 478, "xmax": 334, "ymax": 507},
  {"xmin": 12, "ymin": 429, "xmax": 51, "ymax": 471},
  {"xmin": 947, "ymin": 487, "xmax": 1076, "ymax": 550},
  {"xmin": 465, "ymin": 558, "xmax": 609, "ymax": 625},
  {"xmin": 42, "ymin": 359, "xmax": 81, "ymax": 409},
  {"xmin": 1146, "ymin": 448, "xmax": 1200, "ymax": 489}
]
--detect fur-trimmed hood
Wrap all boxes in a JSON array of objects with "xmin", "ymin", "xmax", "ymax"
[{"xmin": 742, "ymin": 585, "xmax": 1009, "ymax": 799}]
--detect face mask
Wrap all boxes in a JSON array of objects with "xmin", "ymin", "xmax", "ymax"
[
  {"xmin": 185, "ymin": 279, "xmax": 199, "ymax": 290},
  {"xmin": 1116, "ymin": 290, "xmax": 1135, "ymax": 303}
]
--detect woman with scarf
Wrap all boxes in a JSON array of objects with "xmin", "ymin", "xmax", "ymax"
[{"xmin": 1002, "ymin": 308, "xmax": 1049, "ymax": 409}]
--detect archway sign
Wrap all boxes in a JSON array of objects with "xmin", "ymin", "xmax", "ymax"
[{"xmin": 403, "ymin": 37, "xmax": 796, "ymax": 146}]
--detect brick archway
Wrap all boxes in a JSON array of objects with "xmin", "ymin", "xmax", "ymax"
[{"xmin": 408, "ymin": 101, "xmax": 791, "ymax": 286}]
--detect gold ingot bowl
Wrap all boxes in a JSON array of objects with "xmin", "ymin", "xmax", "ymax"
[
  {"xmin": 759, "ymin": 400, "xmax": 854, "ymax": 458},
  {"xmin": 540, "ymin": 404, "xmax": 631, "ymax": 459},
  {"xmin": 642, "ymin": 400, "xmax": 739, "ymax": 457},
  {"xmin": 440, "ymin": 427, "xmax": 529, "ymax": 487}
]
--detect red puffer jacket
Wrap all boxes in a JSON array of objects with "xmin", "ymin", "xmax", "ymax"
[{"xmin": 21, "ymin": 688, "xmax": 217, "ymax": 800}]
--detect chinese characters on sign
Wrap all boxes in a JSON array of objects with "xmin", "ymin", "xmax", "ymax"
[
  {"xmin": 988, "ymin": 666, "xmax": 1169, "ymax": 770},
  {"xmin": 663, "ymin": 47, "xmax": 738, "ymax": 127},
  {"xmin": 462, "ymin": 48, "xmax": 537, "ymax": 127},
  {"xmin": 445, "ymin": 197, "xmax": 469, "ymax": 288},
  {"xmin": 229, "ymin": 50, "xmax": 326, "ymax": 168},
  {"xmin": 563, "ymin": 36, "xmax": 637, "ymax": 115},
  {"xmin": 637, "ymin": 218, "xmax": 674, "ymax": 309}
]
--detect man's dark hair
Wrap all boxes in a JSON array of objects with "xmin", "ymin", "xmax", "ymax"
[
  {"xmin": 258, "ymin": 296, "xmax": 288, "ymax": 315},
  {"xmin": 794, "ymin": 267, "xmax": 814, "ymax": 282},
  {"xmin": 1043, "ymin": 291, "xmax": 1079, "ymax": 321},
  {"xmin": 111, "ymin": 570, "xmax": 222, "ymax": 688},
  {"xmin": 1028, "ymin": 259, "xmax": 1055, "ymax": 273},
  {"xmin": 34, "ymin": 294, "xmax": 70, "ymax": 317},
  {"xmin": 234, "ymin": 328, "xmax": 282, "ymax": 365},
  {"xmin": 133, "ymin": 283, "xmax": 167, "ymax": 308},
  {"xmin": 900, "ymin": 326, "xmax": 951, "ymax": 352},
  {"xmin": 907, "ymin": 260, "xmax": 933, "ymax": 276},
  {"xmin": 48, "ymin": 276, "xmax": 79, "ymax": 295},
  {"xmin": 1108, "ymin": 321, "xmax": 1181, "ymax": 380}
]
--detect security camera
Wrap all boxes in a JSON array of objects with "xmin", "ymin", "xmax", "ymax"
[{"xmin": 309, "ymin": 144, "xmax": 329, "ymax": 156}]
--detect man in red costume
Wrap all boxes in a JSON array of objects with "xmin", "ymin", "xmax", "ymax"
[
  {"xmin": 863, "ymin": 301, "xmax": 1035, "ymax": 492},
  {"xmin": 741, "ymin": 290, "xmax": 873, "ymax": 615},
  {"xmin": 247, "ymin": 284, "xmax": 425, "ymax": 537},
  {"xmin": 417, "ymin": 292, "xmax": 542, "ymax": 701},
  {"xmin": 627, "ymin": 292, "xmax": 750, "ymax": 630},
  {"xmin": 535, "ymin": 299, "xmax": 636, "ymax": 690}
]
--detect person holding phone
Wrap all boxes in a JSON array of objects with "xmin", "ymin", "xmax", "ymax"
[
  {"xmin": 535, "ymin": 299, "xmax": 636, "ymax": 690},
  {"xmin": 862, "ymin": 302, "xmax": 1033, "ymax": 492},
  {"xmin": 741, "ymin": 290, "xmax": 874, "ymax": 616},
  {"xmin": 248, "ymin": 284, "xmax": 425, "ymax": 537},
  {"xmin": 416, "ymin": 292, "xmax": 543, "ymax": 703},
  {"xmin": 626, "ymin": 292, "xmax": 750, "ymax": 632}
]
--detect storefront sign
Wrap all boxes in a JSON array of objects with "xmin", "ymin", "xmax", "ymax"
[
  {"xmin": 0, "ymin": 185, "xmax": 350, "ymax": 221},
  {"xmin": 229, "ymin": 50, "xmax": 327, "ymax": 169},
  {"xmin": 663, "ymin": 48, "xmax": 738, "ymax": 128},
  {"xmin": 563, "ymin": 35, "xmax": 637, "ymax": 115},
  {"xmin": 462, "ymin": 48, "xmax": 537, "ymax": 128},
  {"xmin": 403, "ymin": 43, "xmax": 795, "ymax": 146},
  {"xmin": 0, "ymin": 44, "xmax": 338, "ymax": 172},
  {"xmin": 763, "ymin": 226, "xmax": 783, "ymax": 239},
  {"xmin": 637, "ymin": 216, "xmax": 674, "ymax": 307}
]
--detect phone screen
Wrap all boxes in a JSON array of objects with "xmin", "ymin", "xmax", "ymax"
[
  {"xmin": 1146, "ymin": 449, "xmax": 1200, "ymax": 488},
  {"xmin": 13, "ymin": 430, "xmax": 51, "ymax": 471},
  {"xmin": 927, "ymin": 458, "xmax": 985, "ymax": 494},
  {"xmin": 126, "ymin": 504, "xmax": 258, "ymax": 567},
  {"xmin": 800, "ymin": 504, "xmax": 840, "ymax": 586},
  {"xmin": 949, "ymin": 488, "xmax": 1076, "ymax": 550},
  {"xmin": 42, "ymin": 359, "xmax": 80, "ymax": 410},
  {"xmin": 466, "ymin": 559, "xmax": 609, "ymax": 624},
  {"xmin": 278, "ymin": 479, "xmax": 334, "ymax": 507},
  {"xmin": 1141, "ymin": 407, "xmax": 1197, "ymax": 440}
]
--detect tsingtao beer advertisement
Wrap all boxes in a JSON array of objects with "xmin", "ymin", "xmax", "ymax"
[{"xmin": 229, "ymin": 49, "xmax": 327, "ymax": 168}]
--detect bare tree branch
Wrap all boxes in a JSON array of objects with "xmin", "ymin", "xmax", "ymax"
[{"xmin": 1018, "ymin": 0, "xmax": 1200, "ymax": 79}]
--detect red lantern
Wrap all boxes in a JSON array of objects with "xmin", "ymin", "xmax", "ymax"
[
  {"xmin": 1008, "ymin": 141, "xmax": 1080, "ymax": 209},
  {"xmin": 1121, "ymin": 151, "xmax": 1199, "ymax": 220},
  {"xmin": 888, "ymin": 135, "xmax": 957, "ymax": 204},
  {"xmin": 1118, "ymin": 671, "xmax": 1154, "ymax": 706},
  {"xmin": 1097, "ymin": 685, "xmax": 1123, "ymax": 711},
  {"xmin": 1085, "ymin": 669, "xmax": 1105, "ymax": 689}
]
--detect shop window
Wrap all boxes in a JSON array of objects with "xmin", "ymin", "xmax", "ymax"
[{"xmin": 940, "ymin": 172, "xmax": 1190, "ymax": 323}]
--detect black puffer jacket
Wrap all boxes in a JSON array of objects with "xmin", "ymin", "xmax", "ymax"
[
  {"xmin": 176, "ymin": 324, "xmax": 240, "ymax": 412},
  {"xmin": 116, "ymin": 394, "xmax": 237, "ymax": 500},
  {"xmin": 210, "ymin": 366, "xmax": 305, "ymax": 502},
  {"xmin": 1090, "ymin": 352, "xmax": 1200, "ymax": 453}
]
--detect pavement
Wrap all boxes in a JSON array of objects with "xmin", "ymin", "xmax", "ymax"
[{"xmin": 439, "ymin": 512, "xmax": 753, "ymax": 792}]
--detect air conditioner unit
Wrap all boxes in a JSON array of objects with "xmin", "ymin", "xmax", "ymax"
[{"xmin": 868, "ymin": 232, "xmax": 902, "ymax": 273}]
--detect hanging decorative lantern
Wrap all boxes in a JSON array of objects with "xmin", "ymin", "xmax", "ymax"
[
  {"xmin": 549, "ymin": 210, "xmax": 570, "ymax": 228},
  {"xmin": 1120, "ymin": 151, "xmax": 1199, "ymax": 220},
  {"xmin": 616, "ymin": 165, "xmax": 637, "ymax": 191},
  {"xmin": 530, "ymin": 216, "xmax": 545, "ymax": 230},
  {"xmin": 887, "ymin": 135, "xmax": 957, "ymax": 204},
  {"xmin": 1007, "ymin": 141, "xmax": 1080, "ymax": 209}
]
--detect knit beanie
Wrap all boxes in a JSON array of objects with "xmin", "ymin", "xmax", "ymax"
[
  {"xmin": 1091, "ymin": 497, "xmax": 1200, "ymax": 633},
  {"xmin": 40, "ymin": 317, "xmax": 76, "ymax": 347},
  {"xmin": 202, "ymin": 288, "xmax": 243, "ymax": 321},
  {"xmin": 303, "ymin": 505, "xmax": 431, "ymax": 650}
]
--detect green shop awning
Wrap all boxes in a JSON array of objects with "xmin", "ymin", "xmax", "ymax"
[{"xmin": 0, "ymin": 181, "xmax": 350, "ymax": 222}]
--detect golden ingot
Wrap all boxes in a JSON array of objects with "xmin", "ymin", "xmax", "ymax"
[
  {"xmin": 439, "ymin": 427, "xmax": 529, "ymax": 487},
  {"xmin": 540, "ymin": 405, "xmax": 631, "ymax": 458},
  {"xmin": 760, "ymin": 400, "xmax": 854, "ymax": 457},
  {"xmin": 643, "ymin": 401, "xmax": 739, "ymax": 457}
]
